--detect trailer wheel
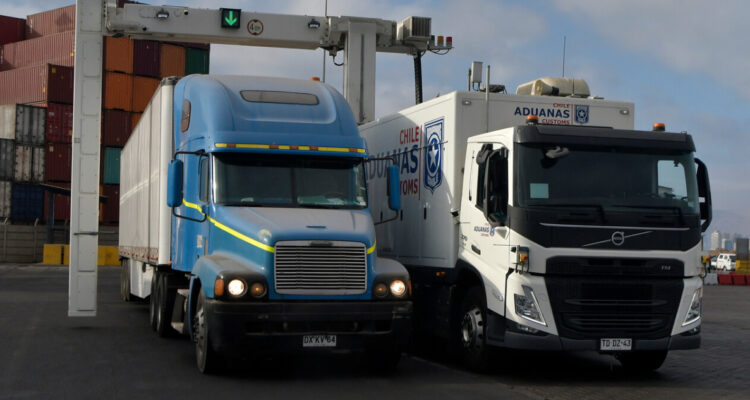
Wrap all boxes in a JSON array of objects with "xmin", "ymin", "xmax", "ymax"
[
  {"xmin": 120, "ymin": 259, "xmax": 132, "ymax": 302},
  {"xmin": 194, "ymin": 290, "xmax": 223, "ymax": 374},
  {"xmin": 457, "ymin": 286, "xmax": 491, "ymax": 371},
  {"xmin": 155, "ymin": 273, "xmax": 175, "ymax": 337},
  {"xmin": 616, "ymin": 350, "xmax": 668, "ymax": 372}
]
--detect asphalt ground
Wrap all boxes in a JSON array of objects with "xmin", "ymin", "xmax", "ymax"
[{"xmin": 0, "ymin": 264, "xmax": 747, "ymax": 400}]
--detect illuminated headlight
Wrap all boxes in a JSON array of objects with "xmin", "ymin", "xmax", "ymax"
[
  {"xmin": 682, "ymin": 288, "xmax": 702, "ymax": 326},
  {"xmin": 227, "ymin": 279, "xmax": 247, "ymax": 297},
  {"xmin": 514, "ymin": 285, "xmax": 546, "ymax": 326},
  {"xmin": 389, "ymin": 280, "xmax": 407, "ymax": 297}
]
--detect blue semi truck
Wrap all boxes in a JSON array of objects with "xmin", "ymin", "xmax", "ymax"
[{"xmin": 118, "ymin": 75, "xmax": 410, "ymax": 373}]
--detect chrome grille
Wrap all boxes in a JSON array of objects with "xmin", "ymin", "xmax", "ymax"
[{"xmin": 274, "ymin": 241, "xmax": 367, "ymax": 295}]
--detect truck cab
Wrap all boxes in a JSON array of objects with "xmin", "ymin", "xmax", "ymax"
[
  {"xmin": 121, "ymin": 75, "xmax": 411, "ymax": 373},
  {"xmin": 458, "ymin": 121, "xmax": 711, "ymax": 370}
]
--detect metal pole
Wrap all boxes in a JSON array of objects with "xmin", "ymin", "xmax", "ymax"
[{"xmin": 485, "ymin": 65, "xmax": 490, "ymax": 132}]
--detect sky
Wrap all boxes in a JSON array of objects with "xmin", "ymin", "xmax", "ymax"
[{"xmin": 6, "ymin": 0, "xmax": 750, "ymax": 237}]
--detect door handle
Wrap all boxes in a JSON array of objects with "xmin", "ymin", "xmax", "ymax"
[{"xmin": 471, "ymin": 245, "xmax": 481, "ymax": 255}]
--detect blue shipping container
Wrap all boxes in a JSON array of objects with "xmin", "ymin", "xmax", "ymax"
[
  {"xmin": 11, "ymin": 183, "xmax": 43, "ymax": 222},
  {"xmin": 103, "ymin": 147, "xmax": 121, "ymax": 184}
]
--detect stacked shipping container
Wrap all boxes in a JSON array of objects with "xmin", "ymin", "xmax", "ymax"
[{"xmin": 0, "ymin": 4, "xmax": 210, "ymax": 225}]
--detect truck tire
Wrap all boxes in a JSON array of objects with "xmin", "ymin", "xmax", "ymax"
[
  {"xmin": 457, "ymin": 286, "xmax": 491, "ymax": 371},
  {"xmin": 154, "ymin": 272, "xmax": 175, "ymax": 337},
  {"xmin": 194, "ymin": 290, "xmax": 223, "ymax": 374},
  {"xmin": 120, "ymin": 259, "xmax": 132, "ymax": 302},
  {"xmin": 616, "ymin": 350, "xmax": 668, "ymax": 372},
  {"xmin": 149, "ymin": 271, "xmax": 158, "ymax": 331}
]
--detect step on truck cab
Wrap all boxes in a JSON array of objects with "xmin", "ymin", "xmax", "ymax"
[
  {"xmin": 119, "ymin": 75, "xmax": 411, "ymax": 373},
  {"xmin": 362, "ymin": 77, "xmax": 712, "ymax": 372}
]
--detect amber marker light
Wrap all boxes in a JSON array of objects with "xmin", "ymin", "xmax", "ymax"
[{"xmin": 214, "ymin": 278, "xmax": 225, "ymax": 297}]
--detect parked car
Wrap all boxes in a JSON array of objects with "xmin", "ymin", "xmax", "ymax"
[{"xmin": 716, "ymin": 253, "xmax": 736, "ymax": 271}]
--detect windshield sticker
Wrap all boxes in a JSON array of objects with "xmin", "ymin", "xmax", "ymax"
[{"xmin": 530, "ymin": 183, "xmax": 549, "ymax": 199}]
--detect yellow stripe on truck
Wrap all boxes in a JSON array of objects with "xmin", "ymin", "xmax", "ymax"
[
  {"xmin": 215, "ymin": 142, "xmax": 366, "ymax": 154},
  {"xmin": 182, "ymin": 199, "xmax": 275, "ymax": 253}
]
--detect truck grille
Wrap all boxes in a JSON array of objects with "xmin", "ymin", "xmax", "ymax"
[{"xmin": 274, "ymin": 241, "xmax": 367, "ymax": 295}]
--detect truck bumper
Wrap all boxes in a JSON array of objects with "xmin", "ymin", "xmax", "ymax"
[
  {"xmin": 205, "ymin": 300, "xmax": 412, "ymax": 355},
  {"xmin": 501, "ymin": 319, "xmax": 701, "ymax": 351}
]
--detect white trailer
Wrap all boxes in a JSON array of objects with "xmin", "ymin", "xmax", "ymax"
[
  {"xmin": 118, "ymin": 78, "xmax": 174, "ymax": 300},
  {"xmin": 362, "ymin": 78, "xmax": 712, "ymax": 371}
]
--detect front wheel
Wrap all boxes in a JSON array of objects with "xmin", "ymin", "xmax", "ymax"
[
  {"xmin": 616, "ymin": 350, "xmax": 668, "ymax": 372},
  {"xmin": 194, "ymin": 290, "xmax": 223, "ymax": 374},
  {"xmin": 456, "ymin": 286, "xmax": 491, "ymax": 371}
]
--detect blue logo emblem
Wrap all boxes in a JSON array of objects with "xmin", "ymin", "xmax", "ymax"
[
  {"xmin": 424, "ymin": 118, "xmax": 444, "ymax": 193},
  {"xmin": 575, "ymin": 105, "xmax": 589, "ymax": 124}
]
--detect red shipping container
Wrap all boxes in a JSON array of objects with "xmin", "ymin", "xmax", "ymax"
[
  {"xmin": 43, "ymin": 182, "xmax": 71, "ymax": 221},
  {"xmin": 26, "ymin": 5, "xmax": 76, "ymax": 39},
  {"xmin": 102, "ymin": 109, "xmax": 131, "ymax": 146},
  {"xmin": 0, "ymin": 31, "xmax": 75, "ymax": 71},
  {"xmin": 133, "ymin": 40, "xmax": 161, "ymax": 78},
  {"xmin": 101, "ymin": 184, "xmax": 120, "ymax": 224},
  {"xmin": 718, "ymin": 274, "xmax": 733, "ymax": 285},
  {"xmin": 732, "ymin": 274, "xmax": 747, "ymax": 285},
  {"xmin": 0, "ymin": 64, "xmax": 74, "ymax": 105},
  {"xmin": 0, "ymin": 15, "xmax": 26, "ymax": 46},
  {"xmin": 46, "ymin": 103, "xmax": 73, "ymax": 143},
  {"xmin": 45, "ymin": 142, "xmax": 72, "ymax": 182}
]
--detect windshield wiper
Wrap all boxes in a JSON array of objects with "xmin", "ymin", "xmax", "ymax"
[
  {"xmin": 612, "ymin": 204, "xmax": 685, "ymax": 224},
  {"xmin": 529, "ymin": 203, "xmax": 606, "ymax": 222}
]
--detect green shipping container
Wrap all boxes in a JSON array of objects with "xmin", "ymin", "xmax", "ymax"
[
  {"xmin": 185, "ymin": 48, "xmax": 210, "ymax": 75},
  {"xmin": 103, "ymin": 147, "xmax": 121, "ymax": 184}
]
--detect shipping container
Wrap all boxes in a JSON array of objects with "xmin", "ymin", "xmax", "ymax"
[
  {"xmin": 102, "ymin": 109, "xmax": 131, "ymax": 146},
  {"xmin": 104, "ymin": 36, "xmax": 134, "ymax": 74},
  {"xmin": 26, "ymin": 5, "xmax": 76, "ymax": 39},
  {"xmin": 0, "ymin": 139, "xmax": 14, "ymax": 180},
  {"xmin": 11, "ymin": 183, "xmax": 43, "ymax": 222},
  {"xmin": 131, "ymin": 112, "xmax": 143, "ymax": 129},
  {"xmin": 14, "ymin": 144, "xmax": 45, "ymax": 183},
  {"xmin": 45, "ymin": 142, "xmax": 71, "ymax": 182},
  {"xmin": 0, "ymin": 16, "xmax": 26, "ymax": 46},
  {"xmin": 46, "ymin": 103, "xmax": 73, "ymax": 143},
  {"xmin": 132, "ymin": 76, "xmax": 159, "ymax": 112},
  {"xmin": 0, "ymin": 105, "xmax": 16, "ymax": 140},
  {"xmin": 0, "ymin": 64, "xmax": 74, "ymax": 105},
  {"xmin": 15, "ymin": 105, "xmax": 46, "ymax": 145},
  {"xmin": 103, "ymin": 72, "xmax": 134, "ymax": 111},
  {"xmin": 133, "ymin": 40, "xmax": 160, "ymax": 78},
  {"xmin": 0, "ymin": 180, "xmax": 10, "ymax": 218},
  {"xmin": 102, "ymin": 147, "xmax": 122, "ymax": 184},
  {"xmin": 0, "ymin": 31, "xmax": 75, "ymax": 71},
  {"xmin": 101, "ymin": 184, "xmax": 119, "ymax": 223},
  {"xmin": 43, "ymin": 181, "xmax": 70, "ymax": 221},
  {"xmin": 185, "ymin": 48, "xmax": 209, "ymax": 75},
  {"xmin": 159, "ymin": 43, "xmax": 185, "ymax": 77},
  {"xmin": 0, "ymin": 104, "xmax": 46, "ymax": 144}
]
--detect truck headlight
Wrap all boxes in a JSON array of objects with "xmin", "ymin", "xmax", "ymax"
[
  {"xmin": 390, "ymin": 280, "xmax": 407, "ymax": 297},
  {"xmin": 682, "ymin": 288, "xmax": 702, "ymax": 326},
  {"xmin": 227, "ymin": 279, "xmax": 247, "ymax": 297},
  {"xmin": 374, "ymin": 283, "xmax": 389, "ymax": 298},
  {"xmin": 249, "ymin": 282, "xmax": 267, "ymax": 298},
  {"xmin": 514, "ymin": 285, "xmax": 546, "ymax": 326}
]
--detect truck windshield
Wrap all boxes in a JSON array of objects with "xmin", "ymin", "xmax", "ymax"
[
  {"xmin": 515, "ymin": 144, "xmax": 700, "ymax": 214},
  {"xmin": 213, "ymin": 153, "xmax": 367, "ymax": 209}
]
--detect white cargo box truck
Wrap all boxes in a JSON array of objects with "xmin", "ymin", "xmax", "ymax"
[{"xmin": 362, "ymin": 79, "xmax": 712, "ymax": 371}]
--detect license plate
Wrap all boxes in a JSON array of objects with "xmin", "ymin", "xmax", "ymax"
[
  {"xmin": 302, "ymin": 334, "xmax": 337, "ymax": 348},
  {"xmin": 600, "ymin": 338, "xmax": 632, "ymax": 351}
]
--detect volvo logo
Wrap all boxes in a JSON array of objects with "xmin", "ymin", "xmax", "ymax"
[{"xmin": 611, "ymin": 231, "xmax": 625, "ymax": 246}]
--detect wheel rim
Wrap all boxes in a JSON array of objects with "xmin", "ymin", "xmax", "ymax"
[{"xmin": 461, "ymin": 306, "xmax": 483, "ymax": 349}]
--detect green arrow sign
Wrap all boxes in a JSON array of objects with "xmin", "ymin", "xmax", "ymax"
[{"xmin": 220, "ymin": 8, "xmax": 241, "ymax": 28}]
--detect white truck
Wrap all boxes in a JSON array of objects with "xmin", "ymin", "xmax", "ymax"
[{"xmin": 362, "ymin": 76, "xmax": 712, "ymax": 371}]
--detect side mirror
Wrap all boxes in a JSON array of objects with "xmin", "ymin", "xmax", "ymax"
[
  {"xmin": 167, "ymin": 159, "xmax": 184, "ymax": 207},
  {"xmin": 387, "ymin": 165, "xmax": 401, "ymax": 211},
  {"xmin": 695, "ymin": 158, "xmax": 712, "ymax": 232}
]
